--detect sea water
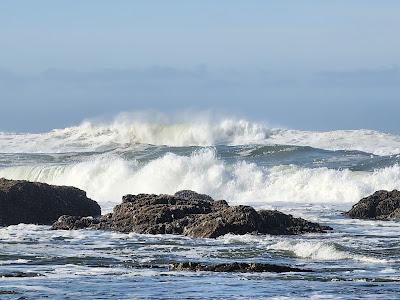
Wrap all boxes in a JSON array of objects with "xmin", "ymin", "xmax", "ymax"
[{"xmin": 0, "ymin": 117, "xmax": 399, "ymax": 299}]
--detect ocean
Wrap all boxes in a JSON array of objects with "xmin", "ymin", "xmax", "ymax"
[{"xmin": 0, "ymin": 117, "xmax": 399, "ymax": 299}]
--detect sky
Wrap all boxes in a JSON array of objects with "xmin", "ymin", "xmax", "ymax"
[{"xmin": 0, "ymin": 1, "xmax": 399, "ymax": 133}]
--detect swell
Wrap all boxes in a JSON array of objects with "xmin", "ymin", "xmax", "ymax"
[{"xmin": 0, "ymin": 149, "xmax": 399, "ymax": 211}]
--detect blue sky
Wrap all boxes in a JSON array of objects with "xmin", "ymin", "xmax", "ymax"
[{"xmin": 1, "ymin": 1, "xmax": 399, "ymax": 132}]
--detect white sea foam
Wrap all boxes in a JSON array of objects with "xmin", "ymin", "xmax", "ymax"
[
  {"xmin": 1, "ymin": 114, "xmax": 400, "ymax": 155},
  {"xmin": 1, "ymin": 149, "xmax": 399, "ymax": 211},
  {"xmin": 0, "ymin": 259, "xmax": 30, "ymax": 265},
  {"xmin": 218, "ymin": 234, "xmax": 389, "ymax": 264},
  {"xmin": 0, "ymin": 116, "xmax": 270, "ymax": 153},
  {"xmin": 268, "ymin": 240, "xmax": 388, "ymax": 264},
  {"xmin": 269, "ymin": 129, "xmax": 400, "ymax": 156}
]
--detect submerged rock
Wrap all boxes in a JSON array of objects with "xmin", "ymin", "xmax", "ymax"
[
  {"xmin": 168, "ymin": 262, "xmax": 312, "ymax": 273},
  {"xmin": 0, "ymin": 178, "xmax": 101, "ymax": 226},
  {"xmin": 346, "ymin": 190, "xmax": 400, "ymax": 220},
  {"xmin": 0, "ymin": 290, "xmax": 20, "ymax": 295},
  {"xmin": 52, "ymin": 190, "xmax": 332, "ymax": 238},
  {"xmin": 0, "ymin": 271, "xmax": 42, "ymax": 278}
]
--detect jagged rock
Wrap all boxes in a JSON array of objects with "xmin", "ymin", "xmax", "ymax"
[
  {"xmin": 174, "ymin": 190, "xmax": 214, "ymax": 202},
  {"xmin": 51, "ymin": 215, "xmax": 100, "ymax": 230},
  {"xmin": 52, "ymin": 190, "xmax": 332, "ymax": 238},
  {"xmin": 346, "ymin": 190, "xmax": 400, "ymax": 220},
  {"xmin": 0, "ymin": 178, "xmax": 101, "ymax": 226},
  {"xmin": 168, "ymin": 262, "xmax": 312, "ymax": 273}
]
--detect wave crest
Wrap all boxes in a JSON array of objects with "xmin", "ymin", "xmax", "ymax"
[
  {"xmin": 1, "ymin": 114, "xmax": 400, "ymax": 155},
  {"xmin": 0, "ymin": 117, "xmax": 270, "ymax": 153},
  {"xmin": 268, "ymin": 240, "xmax": 388, "ymax": 264}
]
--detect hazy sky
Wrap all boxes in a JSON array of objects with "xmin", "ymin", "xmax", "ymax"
[{"xmin": 1, "ymin": 1, "xmax": 399, "ymax": 133}]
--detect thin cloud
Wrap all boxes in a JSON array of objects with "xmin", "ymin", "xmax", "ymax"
[{"xmin": 315, "ymin": 66, "xmax": 400, "ymax": 87}]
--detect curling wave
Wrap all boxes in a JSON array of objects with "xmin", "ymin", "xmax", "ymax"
[{"xmin": 1, "ymin": 115, "xmax": 400, "ymax": 155}]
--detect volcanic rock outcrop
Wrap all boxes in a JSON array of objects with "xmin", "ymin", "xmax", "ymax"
[
  {"xmin": 168, "ymin": 262, "xmax": 312, "ymax": 273},
  {"xmin": 52, "ymin": 190, "xmax": 332, "ymax": 238},
  {"xmin": 0, "ymin": 178, "xmax": 101, "ymax": 226},
  {"xmin": 346, "ymin": 190, "xmax": 400, "ymax": 220}
]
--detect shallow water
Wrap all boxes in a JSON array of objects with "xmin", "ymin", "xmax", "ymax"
[
  {"xmin": 1, "ymin": 119, "xmax": 400, "ymax": 299},
  {"xmin": 1, "ymin": 213, "xmax": 399, "ymax": 299}
]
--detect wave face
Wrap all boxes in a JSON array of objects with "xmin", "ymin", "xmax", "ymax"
[
  {"xmin": 1, "ymin": 115, "xmax": 400, "ymax": 155},
  {"xmin": 1, "ymin": 149, "xmax": 399, "ymax": 211}
]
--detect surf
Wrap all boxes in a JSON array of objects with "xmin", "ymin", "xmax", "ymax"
[
  {"xmin": 1, "ymin": 149, "xmax": 399, "ymax": 211},
  {"xmin": 1, "ymin": 114, "xmax": 400, "ymax": 155}
]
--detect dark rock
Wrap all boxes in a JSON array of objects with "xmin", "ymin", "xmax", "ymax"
[
  {"xmin": 258, "ymin": 210, "xmax": 332, "ymax": 235},
  {"xmin": 51, "ymin": 215, "xmax": 100, "ymax": 230},
  {"xmin": 183, "ymin": 205, "xmax": 260, "ymax": 238},
  {"xmin": 174, "ymin": 190, "xmax": 214, "ymax": 202},
  {"xmin": 0, "ymin": 178, "xmax": 101, "ymax": 226},
  {"xmin": 52, "ymin": 190, "xmax": 332, "ymax": 238},
  {"xmin": 0, "ymin": 290, "xmax": 20, "ymax": 295},
  {"xmin": 345, "ymin": 190, "xmax": 400, "ymax": 220},
  {"xmin": 0, "ymin": 271, "xmax": 42, "ymax": 278},
  {"xmin": 168, "ymin": 262, "xmax": 312, "ymax": 273}
]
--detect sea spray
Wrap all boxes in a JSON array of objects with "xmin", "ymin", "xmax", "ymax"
[{"xmin": 1, "ymin": 114, "xmax": 400, "ymax": 155}]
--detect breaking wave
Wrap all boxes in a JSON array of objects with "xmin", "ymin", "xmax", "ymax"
[
  {"xmin": 1, "ymin": 114, "xmax": 400, "ymax": 155},
  {"xmin": 0, "ymin": 117, "xmax": 270, "ymax": 153},
  {"xmin": 0, "ymin": 149, "xmax": 399, "ymax": 211},
  {"xmin": 268, "ymin": 240, "xmax": 388, "ymax": 264}
]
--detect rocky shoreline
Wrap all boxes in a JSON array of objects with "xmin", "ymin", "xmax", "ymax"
[
  {"xmin": 2, "ymin": 177, "xmax": 400, "ymax": 282},
  {"xmin": 2, "ymin": 177, "xmax": 399, "ymax": 239}
]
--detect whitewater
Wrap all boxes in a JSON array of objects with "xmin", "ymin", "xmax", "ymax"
[
  {"xmin": 1, "ymin": 115, "xmax": 400, "ymax": 299},
  {"xmin": 1, "ymin": 116, "xmax": 400, "ymax": 155}
]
